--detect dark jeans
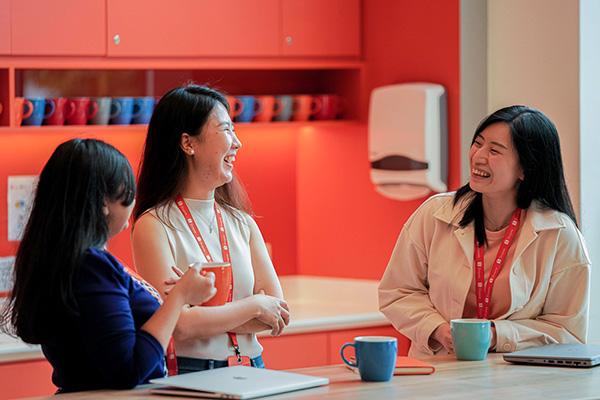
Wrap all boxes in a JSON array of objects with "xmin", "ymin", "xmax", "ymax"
[{"xmin": 176, "ymin": 355, "xmax": 265, "ymax": 375}]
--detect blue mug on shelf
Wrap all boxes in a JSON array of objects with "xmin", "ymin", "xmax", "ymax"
[
  {"xmin": 235, "ymin": 95, "xmax": 263, "ymax": 123},
  {"xmin": 341, "ymin": 336, "xmax": 397, "ymax": 382},
  {"xmin": 22, "ymin": 97, "xmax": 55, "ymax": 126},
  {"xmin": 110, "ymin": 97, "xmax": 142, "ymax": 125},
  {"xmin": 131, "ymin": 96, "xmax": 155, "ymax": 124}
]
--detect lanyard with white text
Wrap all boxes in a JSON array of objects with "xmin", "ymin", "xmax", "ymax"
[
  {"xmin": 175, "ymin": 195, "xmax": 249, "ymax": 366},
  {"xmin": 121, "ymin": 260, "xmax": 178, "ymax": 376},
  {"xmin": 474, "ymin": 208, "xmax": 522, "ymax": 320}
]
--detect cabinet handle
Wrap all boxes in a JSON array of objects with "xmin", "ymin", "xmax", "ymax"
[
  {"xmin": 113, "ymin": 34, "xmax": 121, "ymax": 45},
  {"xmin": 285, "ymin": 36, "xmax": 293, "ymax": 46}
]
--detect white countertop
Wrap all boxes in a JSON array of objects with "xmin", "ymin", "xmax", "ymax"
[{"xmin": 0, "ymin": 275, "xmax": 387, "ymax": 362}]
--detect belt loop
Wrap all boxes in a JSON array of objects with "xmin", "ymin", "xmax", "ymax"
[{"xmin": 209, "ymin": 359, "xmax": 215, "ymax": 370}]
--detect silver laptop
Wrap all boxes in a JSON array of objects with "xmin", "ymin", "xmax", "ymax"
[
  {"xmin": 503, "ymin": 343, "xmax": 600, "ymax": 368},
  {"xmin": 149, "ymin": 366, "xmax": 329, "ymax": 399}
]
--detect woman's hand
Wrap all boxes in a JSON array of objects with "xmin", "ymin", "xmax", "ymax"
[
  {"xmin": 430, "ymin": 323, "xmax": 454, "ymax": 353},
  {"xmin": 251, "ymin": 290, "xmax": 290, "ymax": 336},
  {"xmin": 169, "ymin": 263, "xmax": 216, "ymax": 306}
]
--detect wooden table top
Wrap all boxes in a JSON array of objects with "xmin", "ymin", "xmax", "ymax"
[{"xmin": 24, "ymin": 353, "xmax": 600, "ymax": 399}]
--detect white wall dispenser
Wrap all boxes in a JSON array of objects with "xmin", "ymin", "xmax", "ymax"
[{"xmin": 368, "ymin": 82, "xmax": 448, "ymax": 201}]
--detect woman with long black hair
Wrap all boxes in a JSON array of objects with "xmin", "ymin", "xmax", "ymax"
[
  {"xmin": 0, "ymin": 138, "xmax": 216, "ymax": 392},
  {"xmin": 379, "ymin": 105, "xmax": 590, "ymax": 357}
]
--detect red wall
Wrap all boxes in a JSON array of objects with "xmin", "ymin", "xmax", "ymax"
[
  {"xmin": 0, "ymin": 0, "xmax": 462, "ymax": 283},
  {"xmin": 295, "ymin": 0, "xmax": 462, "ymax": 279}
]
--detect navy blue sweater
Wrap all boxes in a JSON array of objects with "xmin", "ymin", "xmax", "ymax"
[{"xmin": 42, "ymin": 248, "xmax": 165, "ymax": 393}]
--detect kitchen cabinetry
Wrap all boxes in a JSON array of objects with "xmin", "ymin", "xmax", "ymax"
[
  {"xmin": 260, "ymin": 325, "xmax": 410, "ymax": 370},
  {"xmin": 0, "ymin": 0, "xmax": 10, "ymax": 55},
  {"xmin": 10, "ymin": 0, "xmax": 106, "ymax": 56},
  {"xmin": 281, "ymin": 0, "xmax": 361, "ymax": 57},
  {"xmin": 107, "ymin": 0, "xmax": 280, "ymax": 57}
]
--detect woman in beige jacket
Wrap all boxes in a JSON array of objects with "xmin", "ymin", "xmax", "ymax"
[{"xmin": 379, "ymin": 106, "xmax": 590, "ymax": 357}]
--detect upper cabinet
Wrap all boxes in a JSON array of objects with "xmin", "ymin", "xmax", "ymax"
[
  {"xmin": 10, "ymin": 0, "xmax": 106, "ymax": 56},
  {"xmin": 3, "ymin": 0, "xmax": 360, "ymax": 58},
  {"xmin": 0, "ymin": 0, "xmax": 10, "ymax": 54},
  {"xmin": 281, "ymin": 0, "xmax": 360, "ymax": 57},
  {"xmin": 107, "ymin": 0, "xmax": 280, "ymax": 57}
]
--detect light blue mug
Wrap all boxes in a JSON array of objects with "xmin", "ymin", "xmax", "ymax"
[
  {"xmin": 451, "ymin": 319, "xmax": 491, "ymax": 361},
  {"xmin": 341, "ymin": 336, "xmax": 397, "ymax": 382},
  {"xmin": 109, "ymin": 97, "xmax": 142, "ymax": 125},
  {"xmin": 235, "ymin": 96, "xmax": 262, "ymax": 123},
  {"xmin": 131, "ymin": 96, "xmax": 155, "ymax": 124}
]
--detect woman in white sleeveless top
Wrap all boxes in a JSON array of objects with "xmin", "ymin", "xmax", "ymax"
[{"xmin": 132, "ymin": 84, "xmax": 289, "ymax": 373}]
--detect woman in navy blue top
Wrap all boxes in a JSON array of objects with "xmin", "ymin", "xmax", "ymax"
[{"xmin": 0, "ymin": 139, "xmax": 216, "ymax": 393}]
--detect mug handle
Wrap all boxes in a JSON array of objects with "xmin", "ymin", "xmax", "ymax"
[
  {"xmin": 131, "ymin": 99, "xmax": 143, "ymax": 119},
  {"xmin": 272, "ymin": 98, "xmax": 284, "ymax": 117},
  {"xmin": 311, "ymin": 98, "xmax": 322, "ymax": 115},
  {"xmin": 43, "ymin": 100, "xmax": 56, "ymax": 118},
  {"xmin": 0, "ymin": 102, "xmax": 3, "ymax": 116},
  {"xmin": 87, "ymin": 101, "xmax": 99, "ymax": 119},
  {"xmin": 340, "ymin": 343, "xmax": 358, "ymax": 368},
  {"xmin": 22, "ymin": 100, "xmax": 34, "ymax": 119},
  {"xmin": 253, "ymin": 98, "xmax": 263, "ymax": 116},
  {"xmin": 110, "ymin": 101, "xmax": 121, "ymax": 119},
  {"xmin": 64, "ymin": 100, "xmax": 76, "ymax": 119}
]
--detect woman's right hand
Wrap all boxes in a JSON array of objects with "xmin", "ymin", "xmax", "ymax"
[
  {"xmin": 251, "ymin": 291, "xmax": 290, "ymax": 336},
  {"xmin": 430, "ymin": 323, "xmax": 454, "ymax": 353},
  {"xmin": 171, "ymin": 263, "xmax": 217, "ymax": 306}
]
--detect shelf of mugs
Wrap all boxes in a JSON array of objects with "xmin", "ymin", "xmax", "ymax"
[
  {"xmin": 10, "ymin": 96, "xmax": 155, "ymax": 128},
  {"xmin": 228, "ymin": 94, "xmax": 346, "ymax": 123}
]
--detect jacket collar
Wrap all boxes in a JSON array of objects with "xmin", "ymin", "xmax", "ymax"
[{"xmin": 433, "ymin": 194, "xmax": 566, "ymax": 233}]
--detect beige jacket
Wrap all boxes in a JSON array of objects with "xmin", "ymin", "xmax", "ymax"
[{"xmin": 379, "ymin": 193, "xmax": 591, "ymax": 357}]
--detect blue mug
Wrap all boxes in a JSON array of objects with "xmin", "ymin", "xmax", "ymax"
[
  {"xmin": 235, "ymin": 96, "xmax": 262, "ymax": 123},
  {"xmin": 22, "ymin": 97, "xmax": 55, "ymax": 126},
  {"xmin": 451, "ymin": 319, "xmax": 491, "ymax": 361},
  {"xmin": 110, "ymin": 97, "xmax": 141, "ymax": 125},
  {"xmin": 131, "ymin": 96, "xmax": 155, "ymax": 124},
  {"xmin": 341, "ymin": 336, "xmax": 397, "ymax": 382}
]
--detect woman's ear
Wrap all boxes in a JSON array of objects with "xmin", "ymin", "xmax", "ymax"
[
  {"xmin": 102, "ymin": 204, "xmax": 109, "ymax": 217},
  {"xmin": 180, "ymin": 133, "xmax": 195, "ymax": 156}
]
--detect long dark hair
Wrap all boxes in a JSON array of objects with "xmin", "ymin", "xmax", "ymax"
[
  {"xmin": 133, "ymin": 84, "xmax": 251, "ymax": 222},
  {"xmin": 0, "ymin": 139, "xmax": 136, "ymax": 344},
  {"xmin": 454, "ymin": 105, "xmax": 577, "ymax": 246}
]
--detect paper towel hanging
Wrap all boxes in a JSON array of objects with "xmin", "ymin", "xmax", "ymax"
[{"xmin": 368, "ymin": 83, "xmax": 448, "ymax": 201}]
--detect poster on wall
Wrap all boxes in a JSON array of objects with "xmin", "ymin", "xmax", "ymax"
[{"xmin": 7, "ymin": 175, "xmax": 38, "ymax": 242}]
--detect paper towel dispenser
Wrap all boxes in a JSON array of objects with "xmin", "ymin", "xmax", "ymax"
[{"xmin": 368, "ymin": 83, "xmax": 447, "ymax": 200}]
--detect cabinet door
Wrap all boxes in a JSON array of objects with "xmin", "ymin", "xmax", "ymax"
[
  {"xmin": 260, "ymin": 332, "xmax": 329, "ymax": 370},
  {"xmin": 10, "ymin": 0, "xmax": 106, "ymax": 56},
  {"xmin": 281, "ymin": 0, "xmax": 361, "ymax": 57},
  {"xmin": 0, "ymin": 0, "xmax": 10, "ymax": 54},
  {"xmin": 107, "ymin": 0, "xmax": 279, "ymax": 57}
]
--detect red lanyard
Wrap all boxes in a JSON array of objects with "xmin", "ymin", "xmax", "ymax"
[
  {"xmin": 474, "ymin": 208, "xmax": 522, "ymax": 320},
  {"xmin": 175, "ymin": 195, "xmax": 243, "ymax": 359},
  {"xmin": 120, "ymin": 260, "xmax": 178, "ymax": 376},
  {"xmin": 175, "ymin": 194, "xmax": 231, "ymax": 265}
]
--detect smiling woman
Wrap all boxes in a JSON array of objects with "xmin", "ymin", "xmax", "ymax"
[
  {"xmin": 379, "ymin": 105, "xmax": 590, "ymax": 359},
  {"xmin": 132, "ymin": 84, "xmax": 289, "ymax": 375}
]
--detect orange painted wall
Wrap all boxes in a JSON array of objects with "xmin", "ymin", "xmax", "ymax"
[{"xmin": 295, "ymin": 0, "xmax": 462, "ymax": 279}]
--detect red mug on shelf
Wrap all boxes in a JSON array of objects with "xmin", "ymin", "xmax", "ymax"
[
  {"xmin": 14, "ymin": 97, "xmax": 34, "ymax": 126},
  {"xmin": 66, "ymin": 97, "xmax": 99, "ymax": 125},
  {"xmin": 311, "ymin": 94, "xmax": 345, "ymax": 121},
  {"xmin": 291, "ymin": 95, "xmax": 322, "ymax": 122},
  {"xmin": 253, "ymin": 95, "xmax": 283, "ymax": 123},
  {"xmin": 226, "ymin": 96, "xmax": 244, "ymax": 119},
  {"xmin": 44, "ymin": 98, "xmax": 76, "ymax": 126}
]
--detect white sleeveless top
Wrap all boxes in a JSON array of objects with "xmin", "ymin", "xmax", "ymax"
[{"xmin": 148, "ymin": 198, "xmax": 262, "ymax": 359}]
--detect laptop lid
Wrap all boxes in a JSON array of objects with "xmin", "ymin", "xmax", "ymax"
[
  {"xmin": 149, "ymin": 366, "xmax": 329, "ymax": 399},
  {"xmin": 503, "ymin": 344, "xmax": 600, "ymax": 368}
]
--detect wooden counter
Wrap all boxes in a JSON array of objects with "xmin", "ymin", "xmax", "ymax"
[{"xmin": 22, "ymin": 353, "xmax": 600, "ymax": 399}]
